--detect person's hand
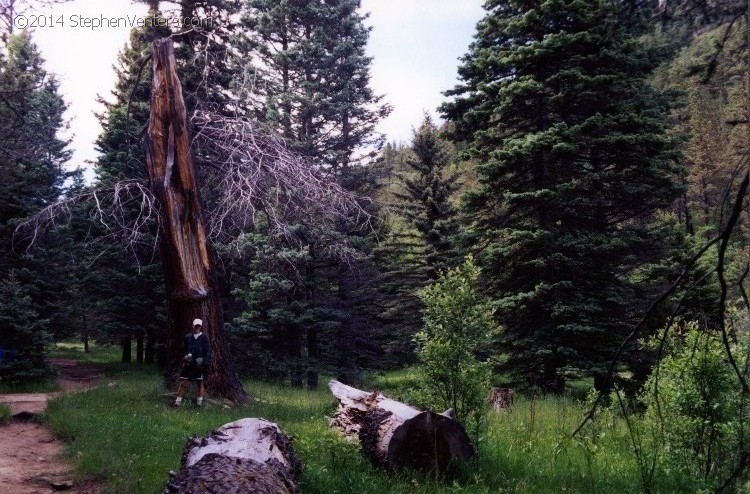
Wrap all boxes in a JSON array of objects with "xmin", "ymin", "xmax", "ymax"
[
  {"xmin": 184, "ymin": 354, "xmax": 192, "ymax": 362},
  {"xmin": 196, "ymin": 357, "xmax": 204, "ymax": 367}
]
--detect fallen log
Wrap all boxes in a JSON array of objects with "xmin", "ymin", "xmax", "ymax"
[
  {"xmin": 488, "ymin": 387, "xmax": 515, "ymax": 412},
  {"xmin": 328, "ymin": 380, "xmax": 473, "ymax": 473},
  {"xmin": 162, "ymin": 418, "xmax": 301, "ymax": 494}
]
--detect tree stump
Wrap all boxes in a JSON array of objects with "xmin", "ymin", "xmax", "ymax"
[
  {"xmin": 328, "ymin": 380, "xmax": 473, "ymax": 474},
  {"xmin": 488, "ymin": 387, "xmax": 515, "ymax": 412},
  {"xmin": 162, "ymin": 418, "xmax": 301, "ymax": 494}
]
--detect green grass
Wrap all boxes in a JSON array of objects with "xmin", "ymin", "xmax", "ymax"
[
  {"xmin": 43, "ymin": 354, "xmax": 693, "ymax": 494},
  {"xmin": 0, "ymin": 376, "xmax": 58, "ymax": 393},
  {"xmin": 50, "ymin": 341, "xmax": 121, "ymax": 364}
]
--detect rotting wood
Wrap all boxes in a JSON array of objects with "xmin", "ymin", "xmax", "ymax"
[
  {"xmin": 328, "ymin": 380, "xmax": 473, "ymax": 474},
  {"xmin": 144, "ymin": 38, "xmax": 247, "ymax": 403},
  {"xmin": 162, "ymin": 418, "xmax": 301, "ymax": 494},
  {"xmin": 488, "ymin": 387, "xmax": 515, "ymax": 412}
]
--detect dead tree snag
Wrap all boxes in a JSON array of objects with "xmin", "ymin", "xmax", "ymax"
[{"xmin": 144, "ymin": 38, "xmax": 247, "ymax": 403}]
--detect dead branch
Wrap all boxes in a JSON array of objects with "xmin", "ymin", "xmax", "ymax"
[
  {"xmin": 14, "ymin": 180, "xmax": 160, "ymax": 264},
  {"xmin": 190, "ymin": 110, "xmax": 372, "ymax": 260}
]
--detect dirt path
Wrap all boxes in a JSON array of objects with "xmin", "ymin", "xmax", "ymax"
[{"xmin": 0, "ymin": 359, "xmax": 106, "ymax": 494}]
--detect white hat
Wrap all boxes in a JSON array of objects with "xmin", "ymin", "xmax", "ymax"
[{"xmin": 193, "ymin": 318, "xmax": 203, "ymax": 326}]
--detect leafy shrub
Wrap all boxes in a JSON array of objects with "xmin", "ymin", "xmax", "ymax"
[
  {"xmin": 639, "ymin": 322, "xmax": 746, "ymax": 489},
  {"xmin": 414, "ymin": 256, "xmax": 495, "ymax": 427},
  {"xmin": 0, "ymin": 403, "xmax": 10, "ymax": 425}
]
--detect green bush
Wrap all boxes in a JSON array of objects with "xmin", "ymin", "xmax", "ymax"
[
  {"xmin": 639, "ymin": 322, "xmax": 746, "ymax": 490},
  {"xmin": 414, "ymin": 256, "xmax": 494, "ymax": 427},
  {"xmin": 0, "ymin": 403, "xmax": 11, "ymax": 424}
]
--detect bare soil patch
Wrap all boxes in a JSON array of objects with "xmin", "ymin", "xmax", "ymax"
[{"xmin": 0, "ymin": 358, "xmax": 106, "ymax": 494}]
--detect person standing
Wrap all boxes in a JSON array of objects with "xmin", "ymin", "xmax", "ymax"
[{"xmin": 173, "ymin": 319, "xmax": 211, "ymax": 407}]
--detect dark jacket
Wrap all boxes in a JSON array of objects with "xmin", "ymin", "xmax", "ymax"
[{"xmin": 182, "ymin": 332, "xmax": 211, "ymax": 366}]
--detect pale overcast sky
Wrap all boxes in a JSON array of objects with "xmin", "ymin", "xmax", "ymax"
[{"xmin": 28, "ymin": 0, "xmax": 484, "ymax": 176}]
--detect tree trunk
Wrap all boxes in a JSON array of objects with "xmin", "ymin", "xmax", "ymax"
[
  {"xmin": 121, "ymin": 336, "xmax": 131, "ymax": 363},
  {"xmin": 144, "ymin": 39, "xmax": 248, "ymax": 403},
  {"xmin": 162, "ymin": 418, "xmax": 301, "ymax": 494},
  {"xmin": 289, "ymin": 322, "xmax": 303, "ymax": 388},
  {"xmin": 145, "ymin": 328, "xmax": 155, "ymax": 364},
  {"xmin": 306, "ymin": 325, "xmax": 319, "ymax": 390},
  {"xmin": 136, "ymin": 333, "xmax": 144, "ymax": 364},
  {"xmin": 328, "ymin": 380, "xmax": 474, "ymax": 474}
]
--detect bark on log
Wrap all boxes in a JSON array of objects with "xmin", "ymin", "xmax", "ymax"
[
  {"xmin": 328, "ymin": 380, "xmax": 473, "ymax": 473},
  {"xmin": 162, "ymin": 418, "xmax": 301, "ymax": 494},
  {"xmin": 488, "ymin": 387, "xmax": 515, "ymax": 412},
  {"xmin": 144, "ymin": 38, "xmax": 248, "ymax": 403}
]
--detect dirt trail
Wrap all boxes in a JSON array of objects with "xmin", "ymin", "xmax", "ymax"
[{"xmin": 0, "ymin": 359, "xmax": 105, "ymax": 494}]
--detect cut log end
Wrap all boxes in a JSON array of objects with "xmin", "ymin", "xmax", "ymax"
[
  {"xmin": 488, "ymin": 387, "xmax": 515, "ymax": 412},
  {"xmin": 328, "ymin": 380, "xmax": 473, "ymax": 474},
  {"xmin": 163, "ymin": 418, "xmax": 301, "ymax": 494}
]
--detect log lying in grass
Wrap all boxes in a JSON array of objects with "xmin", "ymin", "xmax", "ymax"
[
  {"xmin": 488, "ymin": 387, "xmax": 515, "ymax": 412},
  {"xmin": 328, "ymin": 380, "xmax": 473, "ymax": 473},
  {"xmin": 162, "ymin": 418, "xmax": 301, "ymax": 494}
]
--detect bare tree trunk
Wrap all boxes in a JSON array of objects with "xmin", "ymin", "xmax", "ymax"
[
  {"xmin": 144, "ymin": 39, "xmax": 248, "ymax": 403},
  {"xmin": 121, "ymin": 336, "xmax": 131, "ymax": 363},
  {"xmin": 136, "ymin": 332, "xmax": 144, "ymax": 364},
  {"xmin": 145, "ymin": 328, "xmax": 155, "ymax": 364}
]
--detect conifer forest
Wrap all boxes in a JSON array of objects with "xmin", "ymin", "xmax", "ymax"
[{"xmin": 1, "ymin": 0, "xmax": 750, "ymax": 492}]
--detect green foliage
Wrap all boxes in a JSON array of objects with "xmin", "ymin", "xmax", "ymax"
[
  {"xmin": 375, "ymin": 118, "xmax": 462, "ymax": 364},
  {"xmin": 0, "ymin": 403, "xmax": 11, "ymax": 425},
  {"xmin": 0, "ymin": 272, "xmax": 55, "ymax": 383},
  {"xmin": 414, "ymin": 257, "xmax": 493, "ymax": 426},
  {"xmin": 0, "ymin": 30, "xmax": 76, "ymax": 355},
  {"xmin": 239, "ymin": 0, "xmax": 388, "ymax": 169},
  {"xmin": 638, "ymin": 322, "xmax": 747, "ymax": 490},
  {"xmin": 45, "ymin": 353, "xmax": 702, "ymax": 493},
  {"xmin": 90, "ymin": 14, "xmax": 169, "ymax": 362},
  {"xmin": 229, "ymin": 0, "xmax": 389, "ymax": 386},
  {"xmin": 442, "ymin": 0, "xmax": 682, "ymax": 393}
]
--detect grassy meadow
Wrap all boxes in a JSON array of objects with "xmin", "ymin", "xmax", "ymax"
[{"xmin": 40, "ymin": 344, "xmax": 695, "ymax": 494}]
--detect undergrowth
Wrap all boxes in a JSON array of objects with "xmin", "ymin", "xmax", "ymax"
[
  {"xmin": 0, "ymin": 402, "xmax": 11, "ymax": 424},
  {"xmin": 43, "ymin": 354, "xmax": 696, "ymax": 493}
]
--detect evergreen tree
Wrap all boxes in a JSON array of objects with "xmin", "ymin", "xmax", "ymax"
[
  {"xmin": 231, "ymin": 0, "xmax": 388, "ymax": 386},
  {"xmin": 239, "ymin": 0, "xmax": 388, "ymax": 169},
  {"xmin": 0, "ymin": 31, "xmax": 71, "ymax": 378},
  {"xmin": 396, "ymin": 116, "xmax": 460, "ymax": 278},
  {"xmin": 0, "ymin": 272, "xmax": 53, "ymax": 383},
  {"xmin": 92, "ymin": 13, "xmax": 170, "ymax": 363},
  {"xmin": 442, "ymin": 0, "xmax": 682, "ymax": 393},
  {"xmin": 376, "ymin": 117, "xmax": 461, "ymax": 362}
]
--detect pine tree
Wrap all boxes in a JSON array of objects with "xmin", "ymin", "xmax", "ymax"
[
  {"xmin": 239, "ymin": 0, "xmax": 388, "ymax": 169},
  {"xmin": 442, "ymin": 0, "xmax": 682, "ymax": 393},
  {"xmin": 0, "ymin": 31, "xmax": 71, "ymax": 379},
  {"xmin": 396, "ymin": 116, "xmax": 460, "ymax": 278},
  {"xmin": 92, "ymin": 13, "xmax": 170, "ymax": 363},
  {"xmin": 376, "ymin": 117, "xmax": 461, "ymax": 363},
  {"xmin": 231, "ymin": 0, "xmax": 388, "ymax": 386},
  {"xmin": 0, "ymin": 272, "xmax": 53, "ymax": 383}
]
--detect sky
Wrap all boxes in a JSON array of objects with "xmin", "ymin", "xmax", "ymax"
[{"xmin": 27, "ymin": 0, "xmax": 485, "ymax": 176}]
